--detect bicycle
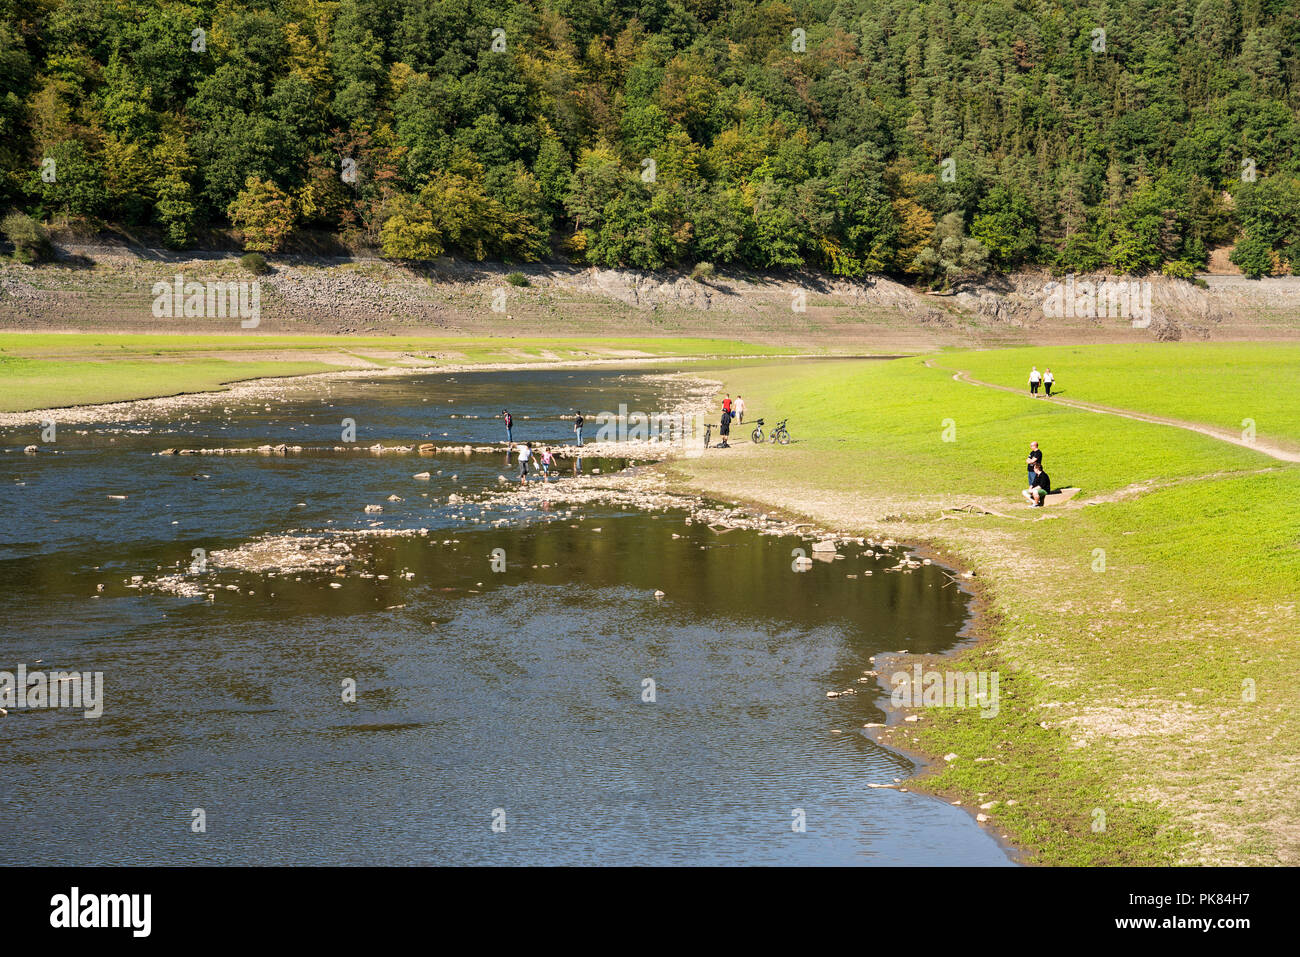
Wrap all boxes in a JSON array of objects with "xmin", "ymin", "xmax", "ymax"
[{"xmin": 750, "ymin": 418, "xmax": 790, "ymax": 445}]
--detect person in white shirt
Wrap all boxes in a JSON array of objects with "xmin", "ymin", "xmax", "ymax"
[
  {"xmin": 1029, "ymin": 366, "xmax": 1042, "ymax": 395},
  {"xmin": 734, "ymin": 395, "xmax": 746, "ymax": 423},
  {"xmin": 517, "ymin": 443, "xmax": 532, "ymax": 484},
  {"xmin": 1043, "ymin": 368, "xmax": 1055, "ymax": 396}
]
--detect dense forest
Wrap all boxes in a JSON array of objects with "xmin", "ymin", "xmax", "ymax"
[{"xmin": 1, "ymin": 0, "xmax": 1299, "ymax": 283}]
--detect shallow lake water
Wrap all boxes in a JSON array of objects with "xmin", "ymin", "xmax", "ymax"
[{"xmin": 1, "ymin": 366, "xmax": 1011, "ymax": 865}]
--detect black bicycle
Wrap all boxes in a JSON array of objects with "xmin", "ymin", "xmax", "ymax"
[{"xmin": 751, "ymin": 418, "xmax": 790, "ymax": 445}]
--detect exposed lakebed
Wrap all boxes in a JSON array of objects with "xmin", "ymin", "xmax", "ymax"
[{"xmin": 1, "ymin": 365, "xmax": 1010, "ymax": 864}]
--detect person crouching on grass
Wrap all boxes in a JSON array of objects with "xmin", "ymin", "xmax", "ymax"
[{"xmin": 1022, "ymin": 462, "xmax": 1050, "ymax": 507}]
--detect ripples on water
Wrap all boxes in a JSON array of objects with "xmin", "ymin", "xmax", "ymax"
[{"xmin": 1, "ymin": 367, "xmax": 1011, "ymax": 865}]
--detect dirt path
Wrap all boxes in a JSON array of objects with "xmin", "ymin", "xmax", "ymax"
[{"xmin": 924, "ymin": 359, "xmax": 1300, "ymax": 464}]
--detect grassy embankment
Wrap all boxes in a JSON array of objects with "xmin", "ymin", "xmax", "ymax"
[
  {"xmin": 674, "ymin": 343, "xmax": 1300, "ymax": 865},
  {"xmin": 937, "ymin": 342, "xmax": 1300, "ymax": 453},
  {"xmin": 0, "ymin": 333, "xmax": 792, "ymax": 413}
]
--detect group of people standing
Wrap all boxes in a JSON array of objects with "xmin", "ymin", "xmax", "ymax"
[
  {"xmin": 1028, "ymin": 367, "xmax": 1056, "ymax": 396},
  {"xmin": 502, "ymin": 408, "xmax": 586, "ymax": 484},
  {"xmin": 718, "ymin": 394, "xmax": 745, "ymax": 446}
]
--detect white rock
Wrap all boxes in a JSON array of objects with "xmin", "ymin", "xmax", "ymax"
[{"xmin": 943, "ymin": 752, "xmax": 958, "ymax": 762}]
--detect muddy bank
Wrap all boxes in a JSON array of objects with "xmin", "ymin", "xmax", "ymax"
[{"xmin": 7, "ymin": 245, "xmax": 1298, "ymax": 348}]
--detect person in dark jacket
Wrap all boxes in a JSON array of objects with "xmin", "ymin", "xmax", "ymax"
[{"xmin": 1026, "ymin": 441, "xmax": 1042, "ymax": 486}]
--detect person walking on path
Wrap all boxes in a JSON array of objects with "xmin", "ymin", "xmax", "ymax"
[
  {"xmin": 719, "ymin": 408, "xmax": 732, "ymax": 447},
  {"xmin": 503, "ymin": 409, "xmax": 514, "ymax": 445},
  {"xmin": 517, "ymin": 442, "xmax": 532, "ymax": 484},
  {"xmin": 734, "ymin": 395, "xmax": 746, "ymax": 423},
  {"xmin": 1043, "ymin": 369, "xmax": 1055, "ymax": 396},
  {"xmin": 539, "ymin": 446, "xmax": 554, "ymax": 480},
  {"xmin": 1026, "ymin": 441, "xmax": 1043, "ymax": 486},
  {"xmin": 573, "ymin": 411, "xmax": 584, "ymax": 447},
  {"xmin": 1029, "ymin": 367, "xmax": 1041, "ymax": 395},
  {"xmin": 722, "ymin": 395, "xmax": 733, "ymax": 417},
  {"xmin": 1023, "ymin": 462, "xmax": 1051, "ymax": 507}
]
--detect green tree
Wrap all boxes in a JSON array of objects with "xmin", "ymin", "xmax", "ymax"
[
  {"xmin": 913, "ymin": 212, "xmax": 989, "ymax": 291},
  {"xmin": 971, "ymin": 186, "xmax": 1039, "ymax": 269},
  {"xmin": 379, "ymin": 193, "xmax": 443, "ymax": 260},
  {"xmin": 227, "ymin": 176, "xmax": 297, "ymax": 252}
]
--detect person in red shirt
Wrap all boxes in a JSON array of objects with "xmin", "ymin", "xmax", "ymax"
[{"xmin": 722, "ymin": 395, "xmax": 732, "ymax": 416}]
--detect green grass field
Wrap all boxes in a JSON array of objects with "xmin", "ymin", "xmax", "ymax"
[
  {"xmin": 0, "ymin": 333, "xmax": 791, "ymax": 412},
  {"xmin": 679, "ymin": 347, "xmax": 1300, "ymax": 865},
  {"xmin": 6, "ymin": 332, "xmax": 1295, "ymax": 864},
  {"xmin": 932, "ymin": 343, "xmax": 1300, "ymax": 446}
]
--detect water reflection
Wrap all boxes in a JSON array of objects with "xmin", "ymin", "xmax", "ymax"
[{"xmin": 1, "ymin": 366, "xmax": 1010, "ymax": 865}]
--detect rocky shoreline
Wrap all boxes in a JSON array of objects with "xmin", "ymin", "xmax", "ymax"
[
  {"xmin": 0, "ymin": 353, "xmax": 782, "ymax": 429},
  {"xmin": 7, "ymin": 245, "xmax": 1299, "ymax": 347}
]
